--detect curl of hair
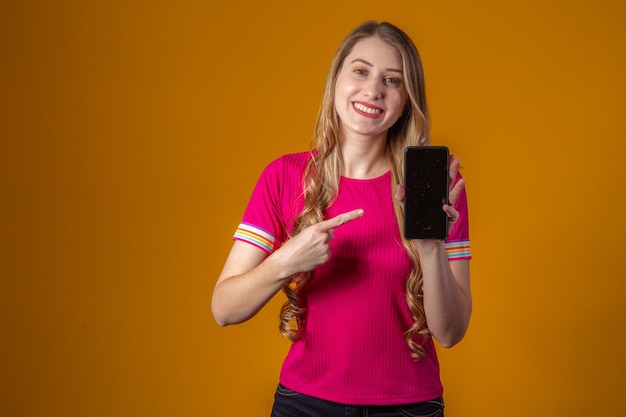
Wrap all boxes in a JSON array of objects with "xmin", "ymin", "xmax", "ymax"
[{"xmin": 279, "ymin": 21, "xmax": 432, "ymax": 360}]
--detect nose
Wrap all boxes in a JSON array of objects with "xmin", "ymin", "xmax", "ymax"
[{"xmin": 365, "ymin": 77, "xmax": 385, "ymax": 99}]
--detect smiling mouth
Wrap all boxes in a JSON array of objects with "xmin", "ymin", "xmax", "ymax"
[{"xmin": 353, "ymin": 102, "xmax": 382, "ymax": 115}]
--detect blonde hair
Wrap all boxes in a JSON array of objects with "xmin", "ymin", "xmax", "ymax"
[{"xmin": 280, "ymin": 21, "xmax": 431, "ymax": 359}]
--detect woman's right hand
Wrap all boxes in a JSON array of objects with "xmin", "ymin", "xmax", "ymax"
[{"xmin": 272, "ymin": 208, "xmax": 365, "ymax": 277}]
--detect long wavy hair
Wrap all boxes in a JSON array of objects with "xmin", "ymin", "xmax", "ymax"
[{"xmin": 279, "ymin": 21, "xmax": 431, "ymax": 359}]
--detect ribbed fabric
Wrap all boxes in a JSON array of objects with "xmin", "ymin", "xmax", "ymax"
[{"xmin": 234, "ymin": 152, "xmax": 471, "ymax": 406}]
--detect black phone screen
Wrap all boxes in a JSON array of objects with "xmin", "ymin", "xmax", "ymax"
[{"xmin": 403, "ymin": 146, "xmax": 450, "ymax": 240}]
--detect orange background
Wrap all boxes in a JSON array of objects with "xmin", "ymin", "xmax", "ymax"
[{"xmin": 1, "ymin": 0, "xmax": 625, "ymax": 416}]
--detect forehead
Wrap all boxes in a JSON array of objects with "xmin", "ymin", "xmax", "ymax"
[{"xmin": 345, "ymin": 37, "xmax": 403, "ymax": 69}]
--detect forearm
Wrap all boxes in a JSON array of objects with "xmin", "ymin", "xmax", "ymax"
[
  {"xmin": 415, "ymin": 240, "xmax": 472, "ymax": 348},
  {"xmin": 211, "ymin": 247, "xmax": 295, "ymax": 326}
]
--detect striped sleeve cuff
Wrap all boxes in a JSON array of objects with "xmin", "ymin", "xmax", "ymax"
[
  {"xmin": 445, "ymin": 240, "xmax": 471, "ymax": 260},
  {"xmin": 233, "ymin": 223, "xmax": 280, "ymax": 254}
]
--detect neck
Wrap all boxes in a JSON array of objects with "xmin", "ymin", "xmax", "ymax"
[{"xmin": 339, "ymin": 135, "xmax": 390, "ymax": 179}]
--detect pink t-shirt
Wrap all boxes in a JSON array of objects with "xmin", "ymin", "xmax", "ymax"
[{"xmin": 234, "ymin": 152, "xmax": 471, "ymax": 406}]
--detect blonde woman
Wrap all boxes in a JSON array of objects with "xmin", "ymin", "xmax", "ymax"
[{"xmin": 212, "ymin": 21, "xmax": 472, "ymax": 417}]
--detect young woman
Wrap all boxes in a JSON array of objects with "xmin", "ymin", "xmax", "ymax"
[{"xmin": 212, "ymin": 21, "xmax": 472, "ymax": 417}]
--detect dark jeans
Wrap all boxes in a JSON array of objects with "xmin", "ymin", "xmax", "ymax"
[{"xmin": 270, "ymin": 384, "xmax": 444, "ymax": 417}]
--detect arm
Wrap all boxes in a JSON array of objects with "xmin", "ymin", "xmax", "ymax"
[
  {"xmin": 416, "ymin": 157, "xmax": 471, "ymax": 347},
  {"xmin": 414, "ymin": 243, "xmax": 471, "ymax": 348},
  {"xmin": 211, "ymin": 209, "xmax": 365, "ymax": 326},
  {"xmin": 396, "ymin": 156, "xmax": 472, "ymax": 347},
  {"xmin": 211, "ymin": 241, "xmax": 287, "ymax": 326}
]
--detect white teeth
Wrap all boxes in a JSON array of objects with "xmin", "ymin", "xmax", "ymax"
[{"xmin": 354, "ymin": 102, "xmax": 382, "ymax": 114}]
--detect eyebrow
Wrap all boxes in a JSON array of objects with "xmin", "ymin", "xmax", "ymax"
[{"xmin": 350, "ymin": 58, "xmax": 403, "ymax": 73}]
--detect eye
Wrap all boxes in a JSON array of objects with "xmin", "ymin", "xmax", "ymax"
[
  {"xmin": 385, "ymin": 77, "xmax": 401, "ymax": 85},
  {"xmin": 354, "ymin": 68, "xmax": 368, "ymax": 76}
]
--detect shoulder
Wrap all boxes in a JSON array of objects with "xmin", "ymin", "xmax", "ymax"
[
  {"xmin": 272, "ymin": 151, "xmax": 312, "ymax": 168},
  {"xmin": 262, "ymin": 151, "xmax": 312, "ymax": 177}
]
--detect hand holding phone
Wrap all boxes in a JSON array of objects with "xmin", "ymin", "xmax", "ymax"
[{"xmin": 403, "ymin": 146, "xmax": 450, "ymax": 240}]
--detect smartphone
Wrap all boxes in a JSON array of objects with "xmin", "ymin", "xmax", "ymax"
[{"xmin": 403, "ymin": 146, "xmax": 450, "ymax": 240}]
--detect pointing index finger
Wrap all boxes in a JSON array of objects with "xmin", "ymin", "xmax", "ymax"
[{"xmin": 317, "ymin": 209, "xmax": 365, "ymax": 232}]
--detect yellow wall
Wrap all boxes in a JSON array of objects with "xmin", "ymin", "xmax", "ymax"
[{"xmin": 1, "ymin": 0, "xmax": 625, "ymax": 416}]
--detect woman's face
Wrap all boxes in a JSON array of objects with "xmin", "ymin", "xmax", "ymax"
[{"xmin": 334, "ymin": 37, "xmax": 408, "ymax": 142}]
